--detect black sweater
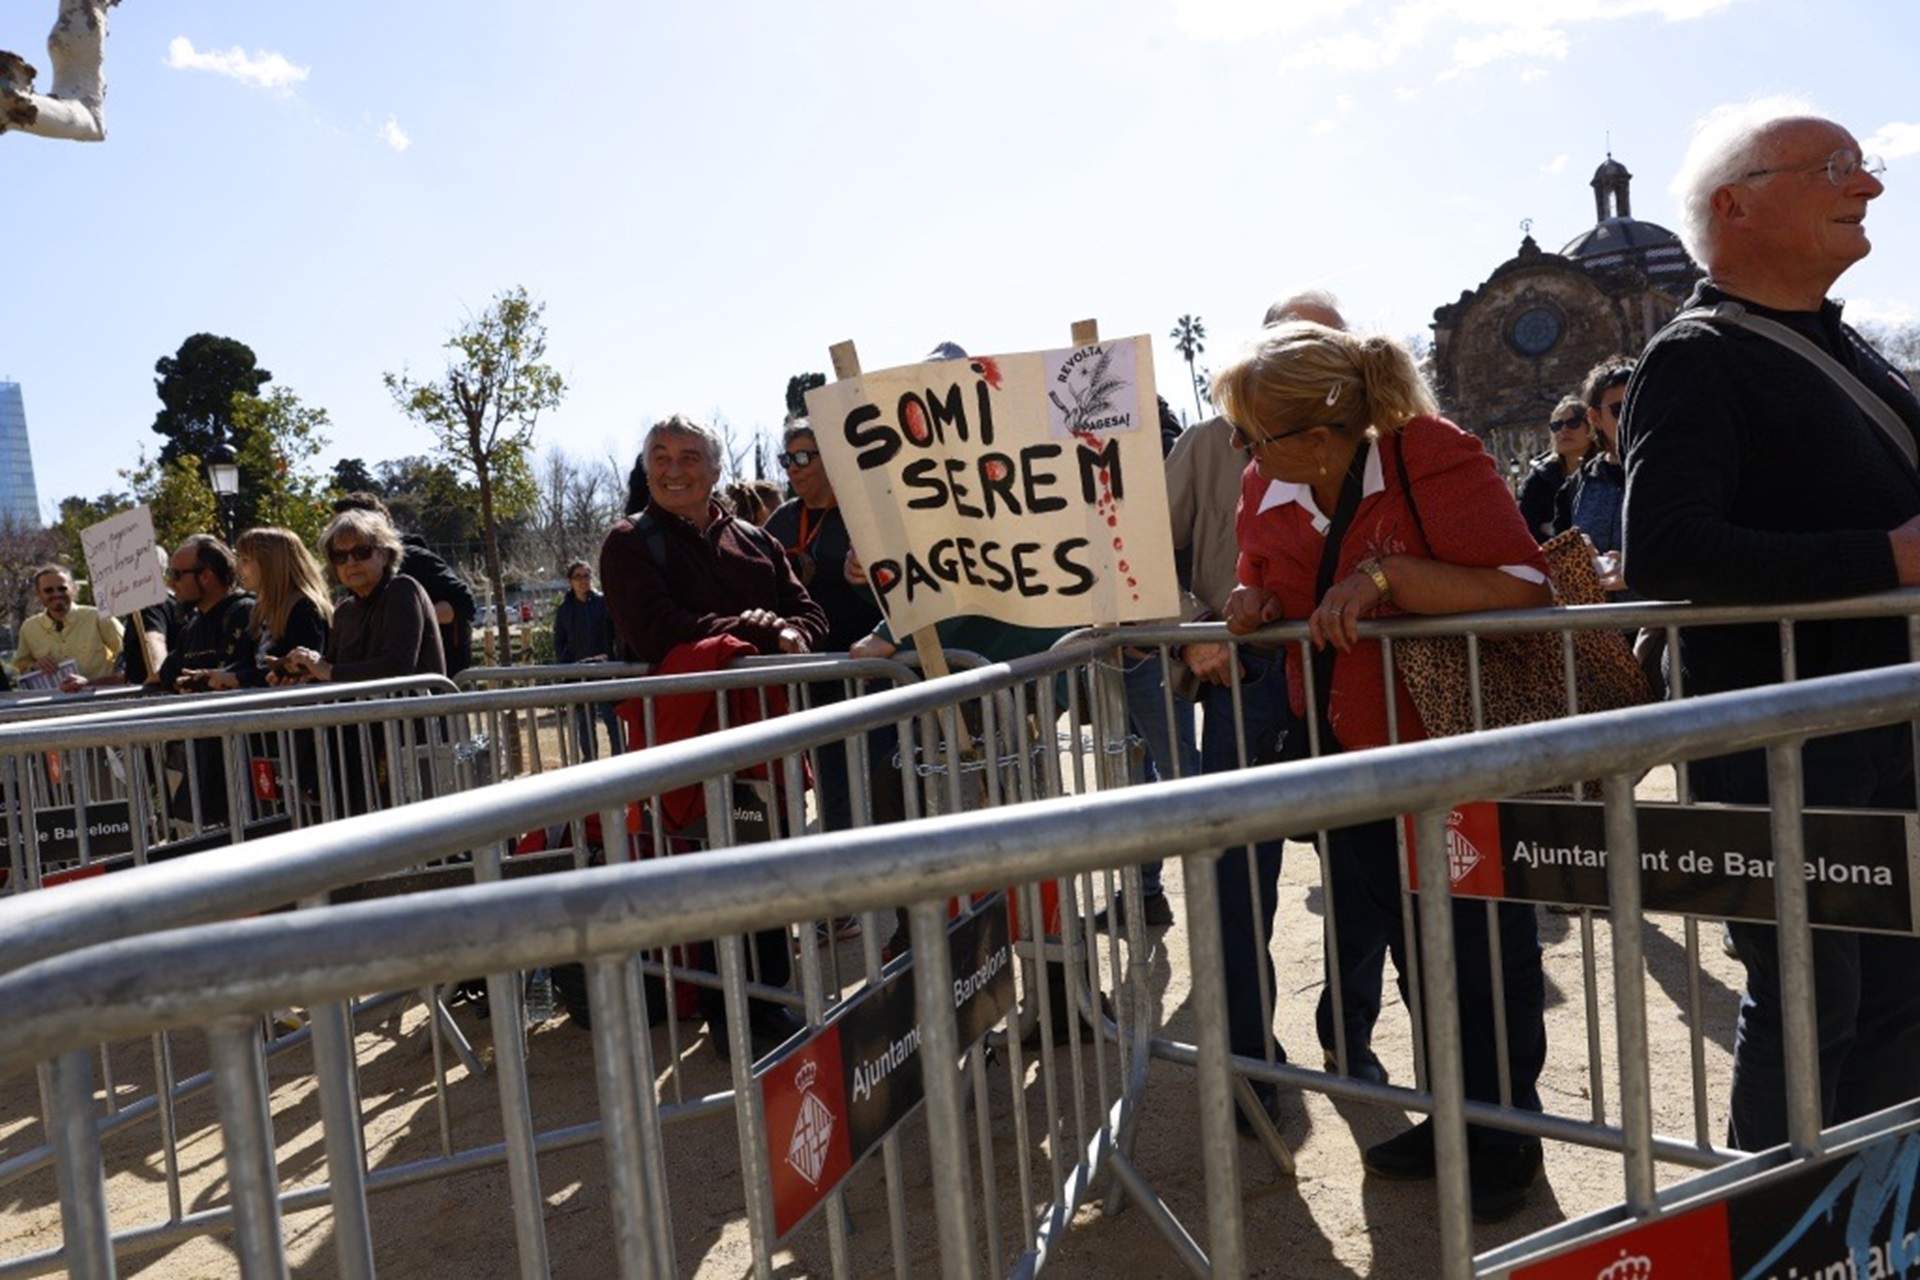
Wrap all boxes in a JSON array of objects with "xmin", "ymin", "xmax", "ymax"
[{"xmin": 1622, "ymin": 281, "xmax": 1920, "ymax": 694}]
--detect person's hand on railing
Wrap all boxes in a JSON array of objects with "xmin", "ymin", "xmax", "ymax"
[
  {"xmin": 277, "ymin": 647, "xmax": 333, "ymax": 683},
  {"xmin": 1891, "ymin": 514, "xmax": 1920, "ymax": 586},
  {"xmin": 1308, "ymin": 571, "xmax": 1385, "ymax": 654},
  {"xmin": 776, "ymin": 626, "xmax": 809, "ymax": 654},
  {"xmin": 850, "ymin": 631, "xmax": 896, "ymax": 661},
  {"xmin": 1182, "ymin": 641, "xmax": 1237, "ymax": 686},
  {"xmin": 203, "ymin": 671, "xmax": 241, "ymax": 692},
  {"xmin": 1223, "ymin": 584, "xmax": 1283, "ymax": 636},
  {"xmin": 57, "ymin": 672, "xmax": 90, "ymax": 694}
]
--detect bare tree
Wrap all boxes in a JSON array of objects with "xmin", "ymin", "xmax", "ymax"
[
  {"xmin": 0, "ymin": 518, "xmax": 63, "ymax": 634},
  {"xmin": 1, "ymin": 0, "xmax": 116, "ymax": 142}
]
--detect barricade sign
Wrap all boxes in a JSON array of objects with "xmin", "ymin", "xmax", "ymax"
[
  {"xmin": 0, "ymin": 800, "xmax": 134, "ymax": 864},
  {"xmin": 757, "ymin": 894, "xmax": 1016, "ymax": 1237},
  {"xmin": 1404, "ymin": 800, "xmax": 1920, "ymax": 933},
  {"xmin": 804, "ymin": 337, "xmax": 1179, "ymax": 636},
  {"xmin": 1501, "ymin": 1122, "xmax": 1920, "ymax": 1279}
]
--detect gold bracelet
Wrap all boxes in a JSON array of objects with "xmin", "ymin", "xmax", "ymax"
[{"xmin": 1356, "ymin": 557, "xmax": 1392, "ymax": 605}]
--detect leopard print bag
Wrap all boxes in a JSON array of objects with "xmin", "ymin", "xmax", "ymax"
[{"xmin": 1386, "ymin": 437, "xmax": 1650, "ymax": 741}]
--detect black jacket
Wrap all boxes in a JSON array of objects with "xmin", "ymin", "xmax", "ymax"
[
  {"xmin": 763, "ymin": 499, "xmax": 881, "ymax": 653},
  {"xmin": 238, "ymin": 596, "xmax": 330, "ymax": 688},
  {"xmin": 552, "ymin": 589, "xmax": 617, "ymax": 664},
  {"xmin": 156, "ymin": 591, "xmax": 256, "ymax": 690},
  {"xmin": 1622, "ymin": 281, "xmax": 1920, "ymax": 698},
  {"xmin": 398, "ymin": 534, "xmax": 477, "ymax": 674},
  {"xmin": 325, "ymin": 573, "xmax": 446, "ymax": 681},
  {"xmin": 1517, "ymin": 455, "xmax": 1570, "ymax": 542}
]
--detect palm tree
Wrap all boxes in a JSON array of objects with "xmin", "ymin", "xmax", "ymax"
[{"xmin": 1171, "ymin": 315, "xmax": 1207, "ymax": 418}]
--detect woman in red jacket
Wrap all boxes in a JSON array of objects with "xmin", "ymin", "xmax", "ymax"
[{"xmin": 1218, "ymin": 322, "xmax": 1550, "ymax": 1222}]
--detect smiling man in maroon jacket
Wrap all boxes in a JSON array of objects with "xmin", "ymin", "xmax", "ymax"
[{"xmin": 600, "ymin": 413, "xmax": 826, "ymax": 1061}]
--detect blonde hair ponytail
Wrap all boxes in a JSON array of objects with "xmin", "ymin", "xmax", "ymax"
[
  {"xmin": 1350, "ymin": 333, "xmax": 1437, "ymax": 433},
  {"xmin": 1211, "ymin": 323, "xmax": 1437, "ymax": 444}
]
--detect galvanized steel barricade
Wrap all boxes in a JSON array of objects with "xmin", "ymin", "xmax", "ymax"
[
  {"xmin": 2, "ymin": 658, "xmax": 1918, "ymax": 1277},
  {"xmin": 0, "ymin": 645, "xmax": 1160, "ymax": 1279}
]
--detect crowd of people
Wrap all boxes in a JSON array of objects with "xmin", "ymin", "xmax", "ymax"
[{"xmin": 9, "ymin": 99, "xmax": 1918, "ymax": 1223}]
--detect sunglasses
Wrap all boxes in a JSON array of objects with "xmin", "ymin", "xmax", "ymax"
[
  {"xmin": 779, "ymin": 449, "xmax": 818, "ymax": 469},
  {"xmin": 1601, "ymin": 400, "xmax": 1624, "ymax": 420},
  {"xmin": 1229, "ymin": 421, "xmax": 1325, "ymax": 450},
  {"xmin": 1549, "ymin": 418, "xmax": 1586, "ymax": 433},
  {"xmin": 162, "ymin": 566, "xmax": 201, "ymax": 583},
  {"xmin": 328, "ymin": 545, "xmax": 379, "ymax": 566}
]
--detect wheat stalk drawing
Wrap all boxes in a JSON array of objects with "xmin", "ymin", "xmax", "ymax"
[{"xmin": 1064, "ymin": 346, "xmax": 1126, "ymax": 431}]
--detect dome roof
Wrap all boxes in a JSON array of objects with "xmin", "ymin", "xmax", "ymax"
[
  {"xmin": 1591, "ymin": 155, "xmax": 1631, "ymax": 185},
  {"xmin": 1559, "ymin": 215, "xmax": 1681, "ymax": 260}
]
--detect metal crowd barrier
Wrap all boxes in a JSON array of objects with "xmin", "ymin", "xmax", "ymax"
[{"xmin": 3, "ymin": 655, "xmax": 1916, "ymax": 1278}]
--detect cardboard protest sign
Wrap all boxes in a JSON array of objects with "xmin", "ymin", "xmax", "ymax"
[
  {"xmin": 79, "ymin": 506, "xmax": 167, "ymax": 619},
  {"xmin": 804, "ymin": 337, "xmax": 1179, "ymax": 637}
]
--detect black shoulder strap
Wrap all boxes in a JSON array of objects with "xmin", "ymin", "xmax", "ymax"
[
  {"xmin": 1387, "ymin": 431, "xmax": 1432, "ymax": 552},
  {"xmin": 1311, "ymin": 439, "xmax": 1373, "ymax": 741},
  {"xmin": 627, "ymin": 510, "xmax": 670, "ymax": 573}
]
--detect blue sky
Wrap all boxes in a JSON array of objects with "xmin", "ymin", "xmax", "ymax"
[{"xmin": 5, "ymin": 0, "xmax": 1917, "ymax": 519}]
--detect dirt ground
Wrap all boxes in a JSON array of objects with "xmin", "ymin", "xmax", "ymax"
[{"xmin": 0, "ymin": 753, "xmax": 1747, "ymax": 1280}]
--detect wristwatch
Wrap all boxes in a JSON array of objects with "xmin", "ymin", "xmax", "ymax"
[{"xmin": 1355, "ymin": 557, "xmax": 1392, "ymax": 605}]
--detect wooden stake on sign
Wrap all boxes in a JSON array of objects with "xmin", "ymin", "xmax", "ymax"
[
  {"xmin": 126, "ymin": 609, "xmax": 158, "ymax": 685},
  {"xmin": 827, "ymin": 339, "xmax": 953, "ymax": 679}
]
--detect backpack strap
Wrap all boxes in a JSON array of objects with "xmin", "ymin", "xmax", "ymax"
[
  {"xmin": 1387, "ymin": 430, "xmax": 1432, "ymax": 552},
  {"xmin": 1674, "ymin": 301, "xmax": 1920, "ymax": 474}
]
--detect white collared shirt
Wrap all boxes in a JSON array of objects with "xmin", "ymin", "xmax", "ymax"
[{"xmin": 1255, "ymin": 460, "xmax": 1547, "ymax": 585}]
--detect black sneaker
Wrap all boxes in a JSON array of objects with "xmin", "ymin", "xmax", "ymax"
[
  {"xmin": 1234, "ymin": 1083, "xmax": 1283, "ymax": 1138},
  {"xmin": 1470, "ymin": 1139, "xmax": 1544, "ymax": 1223},
  {"xmin": 1322, "ymin": 1048, "xmax": 1390, "ymax": 1086},
  {"xmin": 1362, "ymin": 1119, "xmax": 1435, "ymax": 1180}
]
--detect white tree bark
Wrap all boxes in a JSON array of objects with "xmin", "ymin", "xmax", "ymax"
[{"xmin": 1, "ymin": 0, "xmax": 116, "ymax": 143}]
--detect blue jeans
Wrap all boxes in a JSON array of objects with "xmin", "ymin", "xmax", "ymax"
[
  {"xmin": 571, "ymin": 702, "xmax": 624, "ymax": 761},
  {"xmin": 1696, "ymin": 724, "xmax": 1920, "ymax": 1151},
  {"xmin": 1123, "ymin": 651, "xmax": 1200, "ymax": 897},
  {"xmin": 1201, "ymin": 651, "xmax": 1299, "ymax": 1067}
]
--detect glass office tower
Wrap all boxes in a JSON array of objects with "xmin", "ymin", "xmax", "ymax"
[{"xmin": 0, "ymin": 382, "xmax": 42, "ymax": 528}]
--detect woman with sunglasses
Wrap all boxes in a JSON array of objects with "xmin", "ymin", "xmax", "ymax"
[
  {"xmin": 1218, "ymin": 321, "xmax": 1552, "ymax": 1222},
  {"xmin": 1551, "ymin": 357, "xmax": 1636, "ymax": 574},
  {"xmin": 279, "ymin": 508, "xmax": 445, "ymax": 683},
  {"xmin": 1516, "ymin": 395, "xmax": 1595, "ymax": 541}
]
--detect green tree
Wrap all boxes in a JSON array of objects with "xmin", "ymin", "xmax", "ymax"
[
  {"xmin": 53, "ymin": 490, "xmax": 132, "ymax": 573},
  {"xmin": 385, "ymin": 286, "xmax": 565, "ymax": 669},
  {"xmin": 151, "ymin": 334, "xmax": 272, "ymax": 466},
  {"xmin": 123, "ymin": 451, "xmax": 220, "ymax": 551},
  {"xmin": 1170, "ymin": 315, "xmax": 1208, "ymax": 419},
  {"xmin": 229, "ymin": 388, "xmax": 333, "ymax": 546},
  {"xmin": 330, "ymin": 456, "xmax": 379, "ymax": 496},
  {"xmin": 785, "ymin": 372, "xmax": 826, "ymax": 420}
]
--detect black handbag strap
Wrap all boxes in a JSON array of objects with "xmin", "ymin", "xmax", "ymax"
[
  {"xmin": 1310, "ymin": 439, "xmax": 1373, "ymax": 746},
  {"xmin": 1387, "ymin": 431, "xmax": 1432, "ymax": 552}
]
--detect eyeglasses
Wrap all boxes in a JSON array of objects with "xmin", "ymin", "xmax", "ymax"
[
  {"xmin": 1229, "ymin": 421, "xmax": 1326, "ymax": 450},
  {"xmin": 569, "ymin": 571, "xmax": 592, "ymax": 581},
  {"xmin": 778, "ymin": 449, "xmax": 818, "ymax": 469},
  {"xmin": 1549, "ymin": 418, "xmax": 1585, "ymax": 433},
  {"xmin": 1743, "ymin": 149, "xmax": 1887, "ymax": 188},
  {"xmin": 163, "ymin": 566, "xmax": 200, "ymax": 583},
  {"xmin": 328, "ymin": 545, "xmax": 378, "ymax": 566}
]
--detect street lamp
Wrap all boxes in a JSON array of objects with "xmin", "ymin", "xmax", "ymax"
[{"xmin": 206, "ymin": 441, "xmax": 241, "ymax": 538}]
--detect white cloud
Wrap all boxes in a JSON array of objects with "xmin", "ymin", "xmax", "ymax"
[
  {"xmin": 1519, "ymin": 65, "xmax": 1549, "ymax": 81},
  {"xmin": 166, "ymin": 36, "xmax": 309, "ymax": 91},
  {"xmin": 379, "ymin": 116, "xmax": 411, "ymax": 153},
  {"xmin": 1863, "ymin": 122, "xmax": 1920, "ymax": 160},
  {"xmin": 1270, "ymin": 0, "xmax": 1746, "ymax": 81},
  {"xmin": 1847, "ymin": 298, "xmax": 1917, "ymax": 328},
  {"xmin": 1174, "ymin": 0, "xmax": 1360, "ymax": 40},
  {"xmin": 1541, "ymin": 153, "xmax": 1569, "ymax": 174}
]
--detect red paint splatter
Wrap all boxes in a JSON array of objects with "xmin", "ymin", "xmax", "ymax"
[
  {"xmin": 983, "ymin": 458, "xmax": 1009, "ymax": 482},
  {"xmin": 1127, "ymin": 577, "xmax": 1138, "ymax": 589},
  {"xmin": 873, "ymin": 567, "xmax": 897, "ymax": 589},
  {"xmin": 970, "ymin": 358, "xmax": 1004, "ymax": 391},
  {"xmin": 1106, "ymin": 515, "xmax": 1117, "ymax": 527},
  {"xmin": 1118, "ymin": 560, "xmax": 1130, "ymax": 573},
  {"xmin": 1098, "ymin": 469, "xmax": 1110, "ymax": 485},
  {"xmin": 903, "ymin": 401, "xmax": 929, "ymax": 445},
  {"xmin": 1112, "ymin": 537, "xmax": 1124, "ymax": 550}
]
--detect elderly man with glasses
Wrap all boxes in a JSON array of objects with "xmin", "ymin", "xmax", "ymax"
[
  {"xmin": 11, "ymin": 564, "xmax": 123, "ymax": 691},
  {"xmin": 1623, "ymin": 100, "xmax": 1920, "ymax": 1151}
]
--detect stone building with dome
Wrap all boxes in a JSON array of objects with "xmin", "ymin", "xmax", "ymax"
[{"xmin": 1429, "ymin": 155, "xmax": 1702, "ymax": 474}]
